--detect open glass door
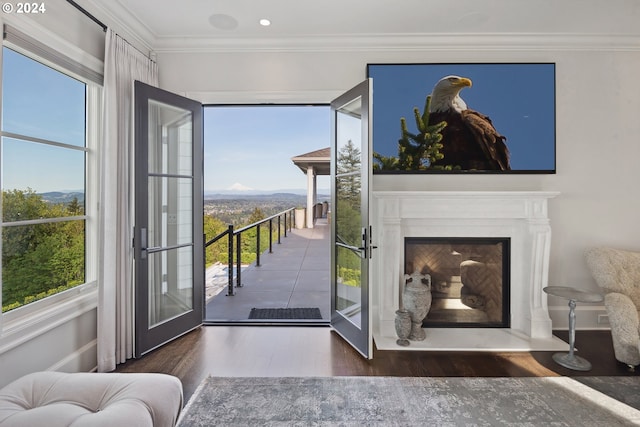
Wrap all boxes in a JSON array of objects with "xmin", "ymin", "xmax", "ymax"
[
  {"xmin": 330, "ymin": 79, "xmax": 374, "ymax": 358},
  {"xmin": 134, "ymin": 81, "xmax": 204, "ymax": 357}
]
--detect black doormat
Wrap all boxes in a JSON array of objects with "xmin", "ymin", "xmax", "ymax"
[{"xmin": 248, "ymin": 307, "xmax": 322, "ymax": 320}]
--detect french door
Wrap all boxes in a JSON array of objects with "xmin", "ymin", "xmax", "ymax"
[
  {"xmin": 330, "ymin": 79, "xmax": 374, "ymax": 358},
  {"xmin": 134, "ymin": 81, "xmax": 204, "ymax": 357}
]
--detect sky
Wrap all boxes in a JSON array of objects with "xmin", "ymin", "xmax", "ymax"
[
  {"xmin": 1, "ymin": 46, "xmax": 333, "ymax": 195},
  {"xmin": 368, "ymin": 63, "xmax": 556, "ymax": 172},
  {"xmin": 2, "ymin": 47, "xmax": 86, "ymax": 194},
  {"xmin": 204, "ymin": 105, "xmax": 331, "ymax": 192}
]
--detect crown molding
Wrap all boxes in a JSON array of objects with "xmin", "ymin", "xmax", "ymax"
[
  {"xmin": 75, "ymin": 0, "xmax": 156, "ymax": 55},
  {"xmin": 153, "ymin": 33, "xmax": 640, "ymax": 54},
  {"xmin": 67, "ymin": 2, "xmax": 640, "ymax": 55}
]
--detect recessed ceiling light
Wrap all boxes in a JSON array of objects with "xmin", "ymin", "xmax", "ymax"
[{"xmin": 259, "ymin": 18, "xmax": 271, "ymax": 27}]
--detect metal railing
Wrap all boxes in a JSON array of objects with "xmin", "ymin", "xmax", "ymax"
[{"xmin": 204, "ymin": 207, "xmax": 296, "ymax": 296}]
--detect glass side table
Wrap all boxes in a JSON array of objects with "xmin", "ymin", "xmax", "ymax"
[{"xmin": 543, "ymin": 286, "xmax": 604, "ymax": 371}]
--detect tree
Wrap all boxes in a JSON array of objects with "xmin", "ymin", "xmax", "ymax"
[
  {"xmin": 373, "ymin": 95, "xmax": 455, "ymax": 171},
  {"xmin": 336, "ymin": 139, "xmax": 361, "ymax": 206},
  {"xmin": 2, "ymin": 189, "xmax": 85, "ymax": 311},
  {"xmin": 67, "ymin": 197, "xmax": 83, "ymax": 215},
  {"xmin": 246, "ymin": 207, "xmax": 265, "ymax": 225},
  {"xmin": 204, "ymin": 215, "xmax": 230, "ymax": 266}
]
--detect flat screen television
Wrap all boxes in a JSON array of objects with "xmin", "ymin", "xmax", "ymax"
[{"xmin": 367, "ymin": 63, "xmax": 556, "ymax": 174}]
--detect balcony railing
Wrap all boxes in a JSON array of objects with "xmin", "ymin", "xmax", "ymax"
[{"xmin": 204, "ymin": 208, "xmax": 296, "ymax": 296}]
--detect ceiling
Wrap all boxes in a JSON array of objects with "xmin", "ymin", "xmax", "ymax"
[{"xmin": 85, "ymin": 0, "xmax": 640, "ymax": 51}]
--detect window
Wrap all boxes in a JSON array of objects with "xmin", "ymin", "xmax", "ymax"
[{"xmin": 1, "ymin": 46, "xmax": 91, "ymax": 313}]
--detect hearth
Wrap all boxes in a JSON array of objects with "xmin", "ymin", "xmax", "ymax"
[{"xmin": 404, "ymin": 237, "xmax": 510, "ymax": 328}]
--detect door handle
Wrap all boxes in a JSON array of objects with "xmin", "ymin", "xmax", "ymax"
[
  {"xmin": 360, "ymin": 226, "xmax": 377, "ymax": 259},
  {"xmin": 138, "ymin": 228, "xmax": 161, "ymax": 259}
]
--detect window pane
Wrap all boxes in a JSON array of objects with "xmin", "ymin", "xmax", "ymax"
[
  {"xmin": 2, "ymin": 137, "xmax": 85, "ymax": 221},
  {"xmin": 2, "ymin": 220, "xmax": 85, "ymax": 312},
  {"xmin": 1, "ymin": 47, "xmax": 86, "ymax": 147}
]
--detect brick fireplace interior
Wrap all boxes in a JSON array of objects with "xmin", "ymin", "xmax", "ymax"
[{"xmin": 404, "ymin": 237, "xmax": 510, "ymax": 328}]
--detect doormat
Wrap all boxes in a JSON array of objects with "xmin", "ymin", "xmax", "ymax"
[{"xmin": 248, "ymin": 307, "xmax": 322, "ymax": 320}]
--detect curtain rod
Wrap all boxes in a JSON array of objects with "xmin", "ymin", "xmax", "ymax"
[{"xmin": 66, "ymin": 0, "xmax": 107, "ymax": 32}]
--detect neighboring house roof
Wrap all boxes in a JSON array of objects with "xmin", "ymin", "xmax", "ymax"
[{"xmin": 291, "ymin": 147, "xmax": 330, "ymax": 175}]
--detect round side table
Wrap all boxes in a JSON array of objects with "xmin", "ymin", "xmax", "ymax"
[{"xmin": 543, "ymin": 286, "xmax": 604, "ymax": 371}]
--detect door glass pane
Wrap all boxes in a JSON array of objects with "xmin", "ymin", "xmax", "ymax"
[
  {"xmin": 148, "ymin": 100, "xmax": 193, "ymax": 176},
  {"xmin": 147, "ymin": 177, "xmax": 193, "ymax": 248},
  {"xmin": 335, "ymin": 177, "xmax": 361, "ymax": 247},
  {"xmin": 146, "ymin": 97, "xmax": 195, "ymax": 328},
  {"xmin": 334, "ymin": 95, "xmax": 364, "ymax": 328},
  {"xmin": 148, "ymin": 246, "xmax": 193, "ymax": 327},
  {"xmin": 336, "ymin": 97, "xmax": 362, "ymax": 171},
  {"xmin": 336, "ymin": 245, "xmax": 362, "ymax": 327}
]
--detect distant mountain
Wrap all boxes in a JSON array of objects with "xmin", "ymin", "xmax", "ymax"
[
  {"xmin": 204, "ymin": 192, "xmax": 330, "ymax": 201},
  {"xmin": 227, "ymin": 182, "xmax": 254, "ymax": 192},
  {"xmin": 205, "ymin": 188, "xmax": 330, "ymax": 198},
  {"xmin": 39, "ymin": 191, "xmax": 84, "ymax": 204}
]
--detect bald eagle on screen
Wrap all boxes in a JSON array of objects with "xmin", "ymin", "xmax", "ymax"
[{"xmin": 428, "ymin": 75, "xmax": 511, "ymax": 170}]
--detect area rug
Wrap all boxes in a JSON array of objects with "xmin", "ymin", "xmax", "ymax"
[
  {"xmin": 177, "ymin": 376, "xmax": 640, "ymax": 426},
  {"xmin": 248, "ymin": 307, "xmax": 322, "ymax": 320},
  {"xmin": 574, "ymin": 376, "xmax": 640, "ymax": 411}
]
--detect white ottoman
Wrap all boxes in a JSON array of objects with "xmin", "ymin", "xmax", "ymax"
[{"xmin": 0, "ymin": 371, "xmax": 183, "ymax": 427}]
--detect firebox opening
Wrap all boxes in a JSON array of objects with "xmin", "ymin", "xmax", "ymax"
[{"xmin": 404, "ymin": 237, "xmax": 510, "ymax": 328}]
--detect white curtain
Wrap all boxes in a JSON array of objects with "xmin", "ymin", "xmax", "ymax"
[{"xmin": 97, "ymin": 29, "xmax": 158, "ymax": 372}]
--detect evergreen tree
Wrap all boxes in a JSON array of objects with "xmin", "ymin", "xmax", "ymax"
[
  {"xmin": 373, "ymin": 95, "xmax": 455, "ymax": 171},
  {"xmin": 336, "ymin": 139, "xmax": 361, "ymax": 206},
  {"xmin": 67, "ymin": 197, "xmax": 83, "ymax": 215},
  {"xmin": 247, "ymin": 207, "xmax": 265, "ymax": 225}
]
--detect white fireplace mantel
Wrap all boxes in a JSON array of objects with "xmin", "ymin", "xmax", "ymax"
[{"xmin": 371, "ymin": 191, "xmax": 567, "ymax": 351}]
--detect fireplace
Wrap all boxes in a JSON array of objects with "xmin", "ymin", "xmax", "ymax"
[
  {"xmin": 405, "ymin": 237, "xmax": 510, "ymax": 328},
  {"xmin": 371, "ymin": 191, "xmax": 567, "ymax": 351}
]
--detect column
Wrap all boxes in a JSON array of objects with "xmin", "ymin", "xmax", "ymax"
[{"xmin": 306, "ymin": 166, "xmax": 315, "ymax": 228}]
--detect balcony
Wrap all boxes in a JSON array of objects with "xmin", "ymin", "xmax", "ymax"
[{"xmin": 204, "ymin": 217, "xmax": 330, "ymax": 324}]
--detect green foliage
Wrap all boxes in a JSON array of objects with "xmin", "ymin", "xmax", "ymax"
[
  {"xmin": 2, "ymin": 189, "xmax": 85, "ymax": 312},
  {"xmin": 373, "ymin": 95, "xmax": 458, "ymax": 171},
  {"xmin": 204, "ymin": 215, "xmax": 231, "ymax": 267},
  {"xmin": 338, "ymin": 265, "xmax": 360, "ymax": 287},
  {"xmin": 204, "ymin": 210, "xmax": 287, "ymax": 268}
]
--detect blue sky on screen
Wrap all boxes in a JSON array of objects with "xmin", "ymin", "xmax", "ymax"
[
  {"xmin": 204, "ymin": 105, "xmax": 331, "ymax": 192},
  {"xmin": 368, "ymin": 63, "xmax": 556, "ymax": 171},
  {"xmin": 2, "ymin": 47, "xmax": 86, "ymax": 193}
]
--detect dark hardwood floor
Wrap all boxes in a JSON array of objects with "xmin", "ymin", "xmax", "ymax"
[{"xmin": 115, "ymin": 326, "xmax": 639, "ymax": 403}]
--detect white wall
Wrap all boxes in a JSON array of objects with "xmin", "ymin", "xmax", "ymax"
[{"xmin": 157, "ymin": 42, "xmax": 640, "ymax": 329}]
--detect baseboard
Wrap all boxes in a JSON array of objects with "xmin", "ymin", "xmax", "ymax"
[
  {"xmin": 548, "ymin": 305, "xmax": 610, "ymax": 330},
  {"xmin": 48, "ymin": 339, "xmax": 97, "ymax": 373}
]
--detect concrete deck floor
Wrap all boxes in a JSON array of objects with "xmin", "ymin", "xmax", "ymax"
[{"xmin": 204, "ymin": 218, "xmax": 330, "ymax": 323}]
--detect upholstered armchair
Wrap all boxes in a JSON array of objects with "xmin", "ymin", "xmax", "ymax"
[{"xmin": 585, "ymin": 247, "xmax": 640, "ymax": 369}]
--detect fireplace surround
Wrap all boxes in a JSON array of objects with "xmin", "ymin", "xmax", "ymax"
[{"xmin": 372, "ymin": 191, "xmax": 567, "ymax": 351}]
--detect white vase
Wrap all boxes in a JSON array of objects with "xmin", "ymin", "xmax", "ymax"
[{"xmin": 403, "ymin": 274, "xmax": 432, "ymax": 341}]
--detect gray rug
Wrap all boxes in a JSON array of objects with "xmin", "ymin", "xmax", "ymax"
[
  {"xmin": 574, "ymin": 376, "xmax": 640, "ymax": 411},
  {"xmin": 177, "ymin": 376, "xmax": 640, "ymax": 426}
]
